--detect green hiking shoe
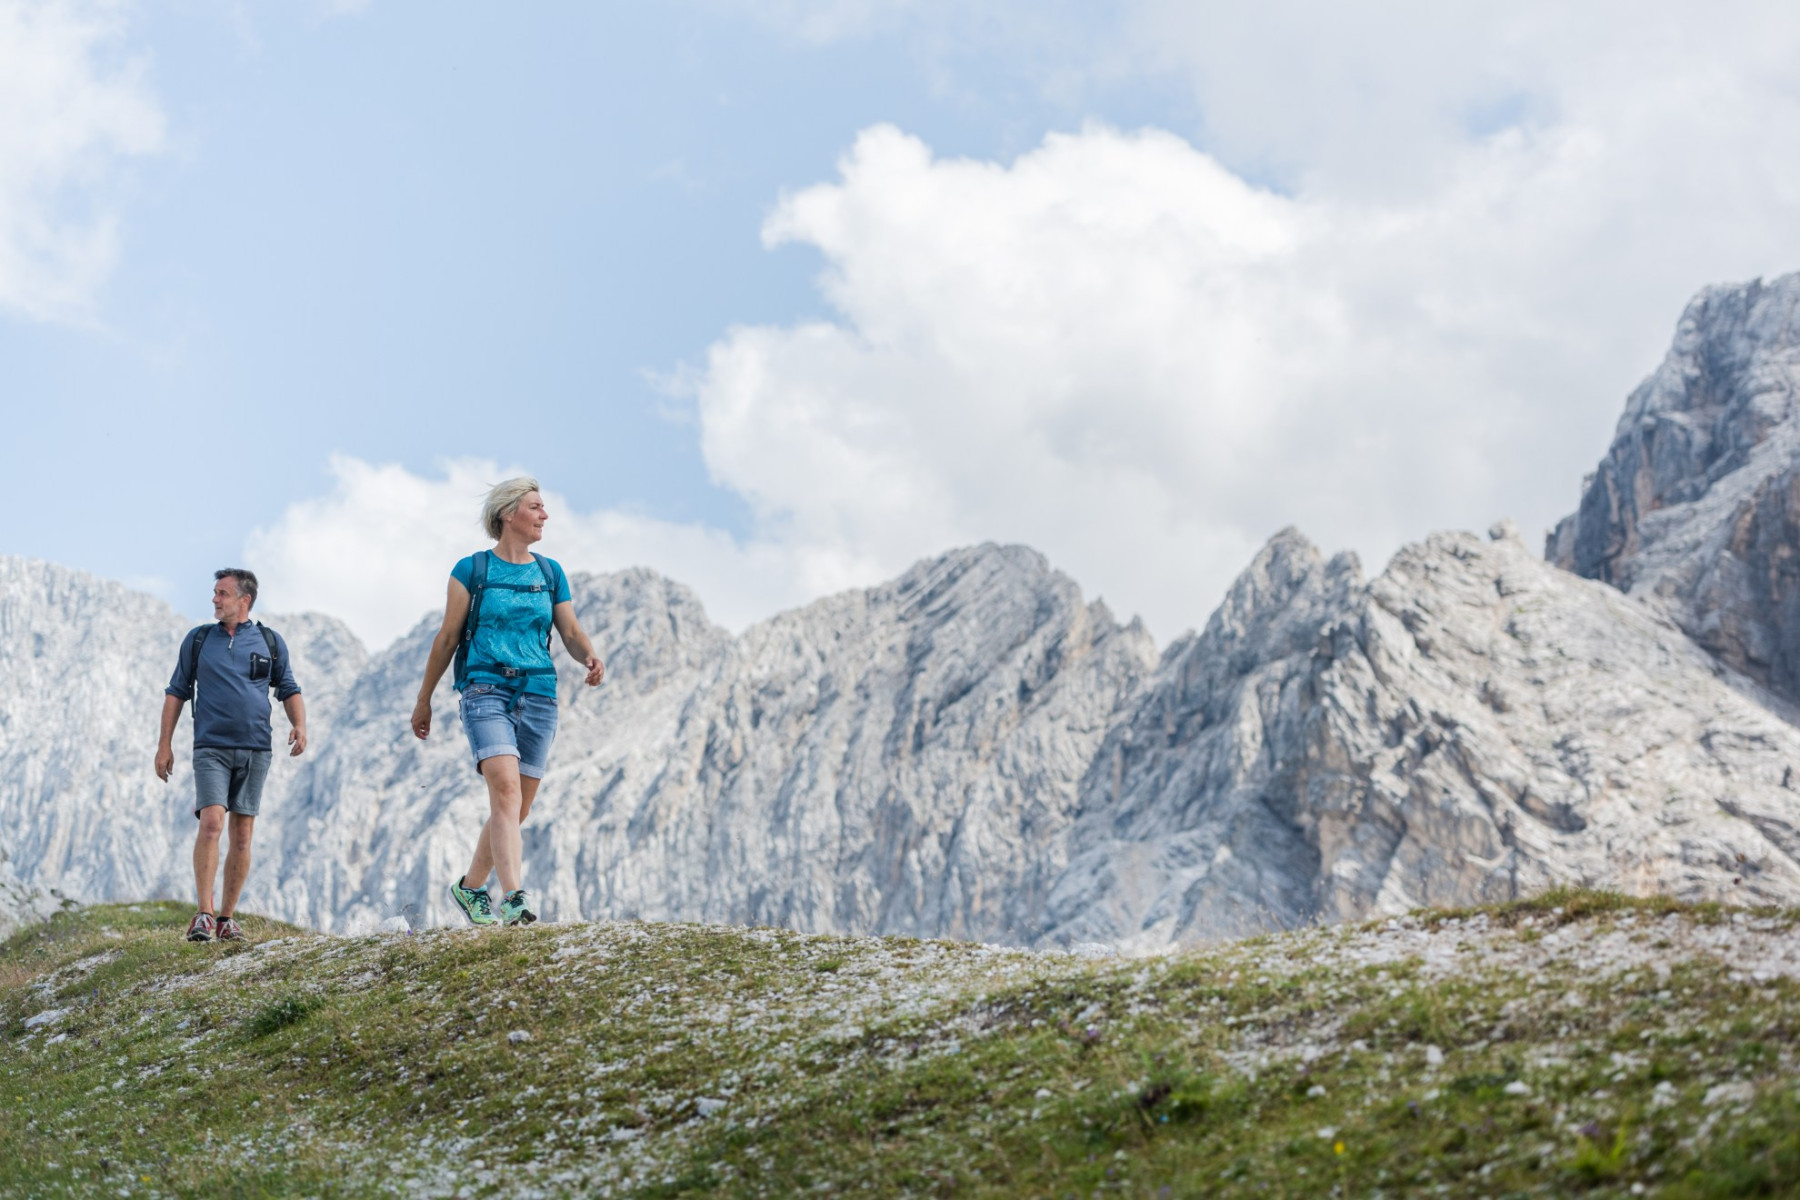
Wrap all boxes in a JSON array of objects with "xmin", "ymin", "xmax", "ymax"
[
  {"xmin": 449, "ymin": 879, "xmax": 498, "ymax": 926},
  {"xmin": 499, "ymin": 889, "xmax": 537, "ymax": 926}
]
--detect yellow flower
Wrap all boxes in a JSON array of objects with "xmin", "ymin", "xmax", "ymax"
[{"xmin": 1334, "ymin": 1141, "xmax": 1346, "ymax": 1156}]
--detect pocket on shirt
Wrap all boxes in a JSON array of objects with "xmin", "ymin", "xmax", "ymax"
[{"xmin": 249, "ymin": 654, "xmax": 271, "ymax": 682}]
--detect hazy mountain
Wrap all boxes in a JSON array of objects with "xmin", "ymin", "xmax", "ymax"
[
  {"xmin": 6, "ymin": 274, "xmax": 1800, "ymax": 944},
  {"xmin": 1549, "ymin": 271, "xmax": 1800, "ymax": 699}
]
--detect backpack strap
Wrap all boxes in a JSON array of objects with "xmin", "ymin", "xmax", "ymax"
[
  {"xmin": 255, "ymin": 622, "xmax": 283, "ymax": 692},
  {"xmin": 453, "ymin": 550, "xmax": 491, "ymax": 690},
  {"xmin": 181, "ymin": 625, "xmax": 214, "ymax": 716},
  {"xmin": 532, "ymin": 552, "xmax": 556, "ymax": 652}
]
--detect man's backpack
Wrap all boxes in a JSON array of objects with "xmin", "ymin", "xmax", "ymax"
[
  {"xmin": 452, "ymin": 550, "xmax": 559, "ymax": 689},
  {"xmin": 181, "ymin": 621, "xmax": 283, "ymax": 717}
]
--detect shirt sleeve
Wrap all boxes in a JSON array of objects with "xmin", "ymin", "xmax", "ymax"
[
  {"xmin": 272, "ymin": 632, "xmax": 302, "ymax": 701},
  {"xmin": 450, "ymin": 555, "xmax": 475, "ymax": 590},
  {"xmin": 551, "ymin": 558, "xmax": 572, "ymax": 605},
  {"xmin": 165, "ymin": 629, "xmax": 199, "ymax": 700}
]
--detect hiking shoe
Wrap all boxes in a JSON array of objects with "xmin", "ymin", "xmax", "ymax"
[
  {"xmin": 449, "ymin": 879, "xmax": 498, "ymax": 927},
  {"xmin": 216, "ymin": 916, "xmax": 246, "ymax": 942},
  {"xmin": 499, "ymin": 889, "xmax": 536, "ymax": 926},
  {"xmin": 185, "ymin": 912, "xmax": 216, "ymax": 943}
]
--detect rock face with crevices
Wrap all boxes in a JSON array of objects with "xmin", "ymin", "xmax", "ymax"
[
  {"xmin": 1042, "ymin": 523, "xmax": 1800, "ymax": 950},
  {"xmin": 6, "ymin": 275, "xmax": 1800, "ymax": 945},
  {"xmin": 1548, "ymin": 272, "xmax": 1800, "ymax": 701}
]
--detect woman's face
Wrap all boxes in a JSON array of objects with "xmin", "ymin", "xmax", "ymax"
[{"xmin": 506, "ymin": 491, "xmax": 548, "ymax": 543}]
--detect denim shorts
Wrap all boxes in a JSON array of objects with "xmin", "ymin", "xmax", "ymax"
[
  {"xmin": 459, "ymin": 684, "xmax": 558, "ymax": 778},
  {"xmin": 193, "ymin": 747, "xmax": 272, "ymax": 818}
]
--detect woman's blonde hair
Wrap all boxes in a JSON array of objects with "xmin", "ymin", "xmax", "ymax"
[{"xmin": 482, "ymin": 476, "xmax": 542, "ymax": 541}]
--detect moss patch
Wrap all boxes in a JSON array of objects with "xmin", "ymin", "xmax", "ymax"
[{"xmin": 3, "ymin": 894, "xmax": 1798, "ymax": 1197}]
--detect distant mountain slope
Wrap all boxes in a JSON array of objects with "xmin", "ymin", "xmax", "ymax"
[
  {"xmin": 7, "ymin": 276, "xmax": 1800, "ymax": 944},
  {"xmin": 1046, "ymin": 523, "xmax": 1800, "ymax": 949},
  {"xmin": 1549, "ymin": 271, "xmax": 1800, "ymax": 699},
  {"xmin": 0, "ymin": 556, "xmax": 363, "ymax": 918}
]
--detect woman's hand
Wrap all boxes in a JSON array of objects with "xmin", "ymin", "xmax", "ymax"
[
  {"xmin": 411, "ymin": 697, "xmax": 433, "ymax": 740},
  {"xmin": 584, "ymin": 655, "xmax": 605, "ymax": 687}
]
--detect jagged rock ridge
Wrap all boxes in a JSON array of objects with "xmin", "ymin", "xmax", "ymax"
[
  {"xmin": 6, "ymin": 275, "xmax": 1800, "ymax": 945},
  {"xmin": 1549, "ymin": 271, "xmax": 1800, "ymax": 699}
]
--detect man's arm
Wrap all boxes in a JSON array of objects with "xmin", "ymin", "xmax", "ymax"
[
  {"xmin": 283, "ymin": 694, "xmax": 308, "ymax": 757},
  {"xmin": 156, "ymin": 694, "xmax": 183, "ymax": 781},
  {"xmin": 552, "ymin": 601, "xmax": 605, "ymax": 687}
]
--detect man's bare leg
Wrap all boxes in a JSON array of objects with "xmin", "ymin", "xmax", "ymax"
[
  {"xmin": 193, "ymin": 806, "xmax": 226, "ymax": 913},
  {"xmin": 218, "ymin": 813, "xmax": 256, "ymax": 918},
  {"xmin": 463, "ymin": 774, "xmax": 541, "ymax": 892}
]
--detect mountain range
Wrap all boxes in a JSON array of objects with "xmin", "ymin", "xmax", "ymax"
[{"xmin": 4, "ymin": 271, "xmax": 1798, "ymax": 946}]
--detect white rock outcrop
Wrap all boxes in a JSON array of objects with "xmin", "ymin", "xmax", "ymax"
[
  {"xmin": 1549, "ymin": 272, "xmax": 1800, "ymax": 699},
  {"xmin": 5, "ymin": 275, "xmax": 1800, "ymax": 946}
]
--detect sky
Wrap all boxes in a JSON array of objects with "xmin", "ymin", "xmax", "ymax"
[{"xmin": 5, "ymin": 1, "xmax": 1800, "ymax": 650}]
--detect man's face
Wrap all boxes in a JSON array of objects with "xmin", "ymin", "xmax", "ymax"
[{"xmin": 212, "ymin": 577, "xmax": 252, "ymax": 623}]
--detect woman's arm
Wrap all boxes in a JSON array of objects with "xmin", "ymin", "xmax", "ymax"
[
  {"xmin": 552, "ymin": 600, "xmax": 605, "ymax": 687},
  {"xmin": 412, "ymin": 577, "xmax": 472, "ymax": 739}
]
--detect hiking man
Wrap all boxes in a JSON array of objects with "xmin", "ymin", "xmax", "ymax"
[{"xmin": 155, "ymin": 568, "xmax": 306, "ymax": 942}]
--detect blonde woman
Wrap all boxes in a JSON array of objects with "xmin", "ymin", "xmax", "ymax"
[{"xmin": 411, "ymin": 478, "xmax": 604, "ymax": 926}]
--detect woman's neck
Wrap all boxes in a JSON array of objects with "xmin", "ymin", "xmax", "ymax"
[{"xmin": 493, "ymin": 534, "xmax": 535, "ymax": 564}]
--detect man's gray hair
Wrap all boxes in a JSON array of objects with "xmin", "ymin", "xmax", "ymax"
[
  {"xmin": 214, "ymin": 568, "xmax": 259, "ymax": 609},
  {"xmin": 482, "ymin": 477, "xmax": 542, "ymax": 541}
]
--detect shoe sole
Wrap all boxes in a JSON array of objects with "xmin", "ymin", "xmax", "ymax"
[{"xmin": 186, "ymin": 931, "xmax": 213, "ymax": 943}]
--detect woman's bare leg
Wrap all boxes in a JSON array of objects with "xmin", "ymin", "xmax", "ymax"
[{"xmin": 463, "ymin": 771, "xmax": 541, "ymax": 892}]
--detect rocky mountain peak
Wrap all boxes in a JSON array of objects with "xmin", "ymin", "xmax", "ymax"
[{"xmin": 1548, "ymin": 270, "xmax": 1800, "ymax": 699}]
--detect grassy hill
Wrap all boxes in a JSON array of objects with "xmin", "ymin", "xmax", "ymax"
[{"xmin": 2, "ymin": 892, "xmax": 1797, "ymax": 1198}]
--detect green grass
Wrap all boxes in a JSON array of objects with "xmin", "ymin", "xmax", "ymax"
[{"xmin": 2, "ymin": 892, "xmax": 1797, "ymax": 1197}]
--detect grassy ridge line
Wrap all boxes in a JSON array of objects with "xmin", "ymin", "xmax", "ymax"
[{"xmin": 0, "ymin": 891, "xmax": 1795, "ymax": 1198}]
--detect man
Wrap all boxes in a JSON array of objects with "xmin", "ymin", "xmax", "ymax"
[{"xmin": 155, "ymin": 569, "xmax": 306, "ymax": 942}]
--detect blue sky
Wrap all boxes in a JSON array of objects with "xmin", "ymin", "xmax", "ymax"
[{"xmin": 6, "ymin": 2, "xmax": 1800, "ymax": 647}]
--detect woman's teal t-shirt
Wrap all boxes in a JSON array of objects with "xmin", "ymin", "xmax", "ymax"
[{"xmin": 451, "ymin": 552, "xmax": 572, "ymax": 696}]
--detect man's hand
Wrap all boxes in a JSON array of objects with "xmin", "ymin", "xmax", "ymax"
[
  {"xmin": 412, "ymin": 698, "xmax": 432, "ymax": 740},
  {"xmin": 584, "ymin": 656, "xmax": 605, "ymax": 687},
  {"xmin": 288, "ymin": 726, "xmax": 308, "ymax": 757},
  {"xmin": 155, "ymin": 743, "xmax": 174, "ymax": 782}
]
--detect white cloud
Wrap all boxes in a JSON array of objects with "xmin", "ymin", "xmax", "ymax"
[
  {"xmin": 244, "ymin": 455, "xmax": 850, "ymax": 649},
  {"xmin": 261, "ymin": 5, "xmax": 1800, "ymax": 647},
  {"xmin": 0, "ymin": 0, "xmax": 163, "ymax": 321},
  {"xmin": 669, "ymin": 7, "xmax": 1800, "ymax": 641}
]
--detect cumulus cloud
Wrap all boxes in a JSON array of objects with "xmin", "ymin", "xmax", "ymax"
[
  {"xmin": 244, "ymin": 455, "xmax": 852, "ymax": 649},
  {"xmin": 671, "ymin": 7, "xmax": 1800, "ymax": 640},
  {"xmin": 0, "ymin": 0, "xmax": 164, "ymax": 320},
  {"xmin": 261, "ymin": 5, "xmax": 1800, "ymax": 646}
]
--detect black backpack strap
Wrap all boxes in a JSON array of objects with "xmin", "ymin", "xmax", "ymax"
[
  {"xmin": 182, "ymin": 624, "xmax": 215, "ymax": 715},
  {"xmin": 256, "ymin": 622, "xmax": 282, "ymax": 692},
  {"xmin": 453, "ymin": 550, "xmax": 491, "ymax": 689}
]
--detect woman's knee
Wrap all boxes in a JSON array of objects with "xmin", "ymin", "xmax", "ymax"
[{"xmin": 485, "ymin": 783, "xmax": 522, "ymax": 821}]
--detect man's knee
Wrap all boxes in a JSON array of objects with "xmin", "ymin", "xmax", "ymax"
[
  {"xmin": 196, "ymin": 806, "xmax": 227, "ymax": 838},
  {"xmin": 227, "ymin": 814, "xmax": 255, "ymax": 849}
]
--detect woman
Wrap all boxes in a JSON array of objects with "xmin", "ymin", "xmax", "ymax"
[{"xmin": 411, "ymin": 477, "xmax": 604, "ymax": 926}]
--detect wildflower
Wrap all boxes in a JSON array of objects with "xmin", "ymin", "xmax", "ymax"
[{"xmin": 1334, "ymin": 1141, "xmax": 1345, "ymax": 1156}]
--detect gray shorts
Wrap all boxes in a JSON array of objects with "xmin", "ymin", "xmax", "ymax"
[{"xmin": 193, "ymin": 748, "xmax": 272, "ymax": 818}]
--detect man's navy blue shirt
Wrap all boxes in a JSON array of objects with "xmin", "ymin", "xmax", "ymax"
[{"xmin": 166, "ymin": 622, "xmax": 301, "ymax": 751}]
